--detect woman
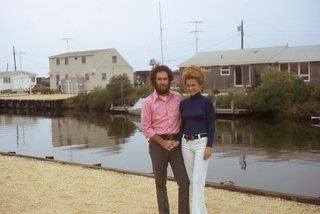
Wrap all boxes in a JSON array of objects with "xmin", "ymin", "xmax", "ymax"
[{"xmin": 180, "ymin": 65, "xmax": 215, "ymax": 214}]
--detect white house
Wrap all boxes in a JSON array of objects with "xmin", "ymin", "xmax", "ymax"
[
  {"xmin": 0, "ymin": 71, "xmax": 37, "ymax": 93},
  {"xmin": 48, "ymin": 48, "xmax": 134, "ymax": 93}
]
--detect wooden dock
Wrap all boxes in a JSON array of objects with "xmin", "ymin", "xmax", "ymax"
[
  {"xmin": 0, "ymin": 94, "xmax": 77, "ymax": 110},
  {"xmin": 216, "ymin": 108, "xmax": 252, "ymax": 115}
]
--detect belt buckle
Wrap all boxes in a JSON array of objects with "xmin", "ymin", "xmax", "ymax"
[
  {"xmin": 167, "ymin": 134, "xmax": 174, "ymax": 140},
  {"xmin": 185, "ymin": 135, "xmax": 195, "ymax": 141}
]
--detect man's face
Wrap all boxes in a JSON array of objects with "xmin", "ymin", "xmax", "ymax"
[{"xmin": 155, "ymin": 71, "xmax": 170, "ymax": 95}]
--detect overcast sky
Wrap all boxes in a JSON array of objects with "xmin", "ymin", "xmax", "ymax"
[{"xmin": 1, "ymin": 0, "xmax": 319, "ymax": 77}]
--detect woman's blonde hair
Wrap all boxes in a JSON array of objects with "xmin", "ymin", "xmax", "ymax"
[{"xmin": 182, "ymin": 65, "xmax": 205, "ymax": 85}]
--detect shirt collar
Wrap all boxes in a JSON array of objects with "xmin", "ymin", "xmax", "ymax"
[{"xmin": 151, "ymin": 90, "xmax": 173, "ymax": 102}]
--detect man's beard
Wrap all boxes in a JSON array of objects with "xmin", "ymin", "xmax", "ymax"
[{"xmin": 155, "ymin": 84, "xmax": 170, "ymax": 95}]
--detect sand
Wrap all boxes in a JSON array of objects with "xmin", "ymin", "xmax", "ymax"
[{"xmin": 0, "ymin": 154, "xmax": 319, "ymax": 214}]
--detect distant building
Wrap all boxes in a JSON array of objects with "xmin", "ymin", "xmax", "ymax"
[
  {"xmin": 49, "ymin": 48, "xmax": 134, "ymax": 93},
  {"xmin": 134, "ymin": 70, "xmax": 150, "ymax": 86},
  {"xmin": 179, "ymin": 45, "xmax": 320, "ymax": 92},
  {"xmin": 0, "ymin": 71, "xmax": 37, "ymax": 93},
  {"xmin": 36, "ymin": 77, "xmax": 50, "ymax": 87},
  {"xmin": 134, "ymin": 69, "xmax": 181, "ymax": 90}
]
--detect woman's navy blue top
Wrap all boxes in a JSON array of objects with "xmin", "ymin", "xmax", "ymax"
[{"xmin": 180, "ymin": 92, "xmax": 215, "ymax": 147}]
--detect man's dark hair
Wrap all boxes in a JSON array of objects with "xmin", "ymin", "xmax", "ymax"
[{"xmin": 149, "ymin": 65, "xmax": 174, "ymax": 88}]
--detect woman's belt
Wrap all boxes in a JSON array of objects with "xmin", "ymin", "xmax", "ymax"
[{"xmin": 183, "ymin": 133, "xmax": 208, "ymax": 141}]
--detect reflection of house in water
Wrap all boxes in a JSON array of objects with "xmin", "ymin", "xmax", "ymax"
[
  {"xmin": 0, "ymin": 115, "xmax": 37, "ymax": 146},
  {"xmin": 216, "ymin": 119, "xmax": 253, "ymax": 146},
  {"xmin": 214, "ymin": 119, "xmax": 320, "ymax": 165},
  {"xmin": 51, "ymin": 117, "xmax": 128, "ymax": 152}
]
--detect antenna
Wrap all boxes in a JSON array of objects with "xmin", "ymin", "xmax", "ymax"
[
  {"xmin": 189, "ymin": 21, "xmax": 203, "ymax": 54},
  {"xmin": 62, "ymin": 38, "xmax": 72, "ymax": 52},
  {"xmin": 16, "ymin": 51, "xmax": 25, "ymax": 71},
  {"xmin": 159, "ymin": 2, "xmax": 164, "ymax": 64}
]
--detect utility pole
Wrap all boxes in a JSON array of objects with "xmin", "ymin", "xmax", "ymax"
[
  {"xmin": 237, "ymin": 20, "xmax": 244, "ymax": 49},
  {"xmin": 159, "ymin": 2, "xmax": 164, "ymax": 64},
  {"xmin": 189, "ymin": 21, "xmax": 203, "ymax": 54},
  {"xmin": 13, "ymin": 46, "xmax": 17, "ymax": 71},
  {"xmin": 62, "ymin": 38, "xmax": 72, "ymax": 52}
]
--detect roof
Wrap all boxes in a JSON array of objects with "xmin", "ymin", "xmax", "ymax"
[
  {"xmin": 0, "ymin": 71, "xmax": 37, "ymax": 77},
  {"xmin": 178, "ymin": 45, "xmax": 320, "ymax": 67},
  {"xmin": 271, "ymin": 45, "xmax": 320, "ymax": 63},
  {"xmin": 48, "ymin": 48, "xmax": 116, "ymax": 58}
]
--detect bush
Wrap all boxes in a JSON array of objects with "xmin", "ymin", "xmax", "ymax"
[{"xmin": 248, "ymin": 66, "xmax": 319, "ymax": 118}]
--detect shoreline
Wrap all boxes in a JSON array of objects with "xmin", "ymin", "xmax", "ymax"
[{"xmin": 1, "ymin": 152, "xmax": 320, "ymax": 213}]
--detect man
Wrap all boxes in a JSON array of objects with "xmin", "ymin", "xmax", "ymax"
[{"xmin": 141, "ymin": 65, "xmax": 190, "ymax": 214}]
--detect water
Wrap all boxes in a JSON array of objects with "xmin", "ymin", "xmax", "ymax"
[{"xmin": 0, "ymin": 110, "xmax": 320, "ymax": 198}]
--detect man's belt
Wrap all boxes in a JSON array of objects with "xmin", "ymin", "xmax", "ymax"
[
  {"xmin": 183, "ymin": 133, "xmax": 208, "ymax": 141},
  {"xmin": 159, "ymin": 133, "xmax": 178, "ymax": 140}
]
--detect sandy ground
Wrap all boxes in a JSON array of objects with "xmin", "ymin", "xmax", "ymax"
[{"xmin": 0, "ymin": 154, "xmax": 319, "ymax": 214}]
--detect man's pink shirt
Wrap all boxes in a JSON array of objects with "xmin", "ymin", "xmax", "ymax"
[{"xmin": 141, "ymin": 90, "xmax": 182, "ymax": 138}]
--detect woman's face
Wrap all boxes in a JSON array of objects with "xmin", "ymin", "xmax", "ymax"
[{"xmin": 185, "ymin": 78, "xmax": 202, "ymax": 96}]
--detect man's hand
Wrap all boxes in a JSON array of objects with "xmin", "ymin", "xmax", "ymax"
[
  {"xmin": 162, "ymin": 140, "xmax": 180, "ymax": 151},
  {"xmin": 151, "ymin": 134, "xmax": 180, "ymax": 152}
]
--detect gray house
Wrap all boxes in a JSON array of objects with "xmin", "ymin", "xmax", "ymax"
[
  {"xmin": 179, "ymin": 45, "xmax": 320, "ymax": 92},
  {"xmin": 49, "ymin": 48, "xmax": 134, "ymax": 93}
]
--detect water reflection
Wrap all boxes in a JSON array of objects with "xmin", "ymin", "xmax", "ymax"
[
  {"xmin": 216, "ymin": 118, "xmax": 320, "ymax": 151},
  {"xmin": 52, "ymin": 112, "xmax": 136, "ymax": 153}
]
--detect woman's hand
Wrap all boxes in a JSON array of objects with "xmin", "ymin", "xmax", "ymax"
[{"xmin": 204, "ymin": 147, "xmax": 213, "ymax": 160}]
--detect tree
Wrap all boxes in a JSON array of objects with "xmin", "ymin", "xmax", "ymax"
[{"xmin": 105, "ymin": 74, "xmax": 134, "ymax": 106}]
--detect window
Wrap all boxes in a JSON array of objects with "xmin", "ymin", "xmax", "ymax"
[
  {"xmin": 56, "ymin": 74, "xmax": 60, "ymax": 86},
  {"xmin": 3, "ymin": 77, "xmax": 10, "ymax": 83},
  {"xmin": 290, "ymin": 63, "xmax": 298, "ymax": 75},
  {"xmin": 112, "ymin": 56, "xmax": 117, "ymax": 63},
  {"xmin": 102, "ymin": 73, "xmax": 107, "ymax": 80},
  {"xmin": 280, "ymin": 62, "xmax": 310, "ymax": 82},
  {"xmin": 85, "ymin": 73, "xmax": 89, "ymax": 80},
  {"xmin": 280, "ymin": 63, "xmax": 288, "ymax": 72},
  {"xmin": 65, "ymin": 57, "xmax": 68, "ymax": 65},
  {"xmin": 82, "ymin": 56, "xmax": 86, "ymax": 64},
  {"xmin": 220, "ymin": 66, "xmax": 230, "ymax": 76},
  {"xmin": 31, "ymin": 77, "xmax": 35, "ymax": 82},
  {"xmin": 65, "ymin": 74, "xmax": 68, "ymax": 79},
  {"xmin": 299, "ymin": 62, "xmax": 310, "ymax": 81},
  {"xmin": 56, "ymin": 58, "xmax": 60, "ymax": 65},
  {"xmin": 202, "ymin": 66, "xmax": 211, "ymax": 72}
]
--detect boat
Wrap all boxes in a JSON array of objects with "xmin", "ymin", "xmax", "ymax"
[
  {"xmin": 311, "ymin": 116, "xmax": 320, "ymax": 127},
  {"xmin": 127, "ymin": 98, "xmax": 144, "ymax": 116}
]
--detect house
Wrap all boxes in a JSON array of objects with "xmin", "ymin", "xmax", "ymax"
[
  {"xmin": 0, "ymin": 71, "xmax": 37, "ymax": 93},
  {"xmin": 49, "ymin": 48, "xmax": 134, "ymax": 93},
  {"xmin": 178, "ymin": 45, "xmax": 320, "ymax": 92}
]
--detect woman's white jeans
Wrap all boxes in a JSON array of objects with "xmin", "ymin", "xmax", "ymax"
[{"xmin": 182, "ymin": 136, "xmax": 210, "ymax": 214}]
